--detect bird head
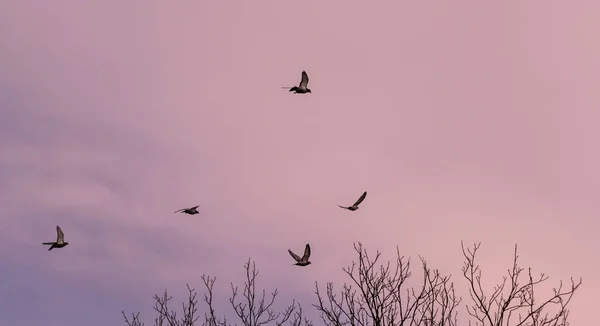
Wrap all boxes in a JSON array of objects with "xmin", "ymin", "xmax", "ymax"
[
  {"xmin": 64, "ymin": 242, "xmax": 70, "ymax": 246},
  {"xmin": 307, "ymin": 89, "xmax": 312, "ymax": 93}
]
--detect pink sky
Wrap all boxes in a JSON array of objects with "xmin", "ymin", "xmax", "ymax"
[{"xmin": 0, "ymin": 1, "xmax": 597, "ymax": 325}]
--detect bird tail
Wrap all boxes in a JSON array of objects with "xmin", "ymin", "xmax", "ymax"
[{"xmin": 42, "ymin": 242, "xmax": 54, "ymax": 245}]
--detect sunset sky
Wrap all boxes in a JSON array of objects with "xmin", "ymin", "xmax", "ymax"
[{"xmin": 0, "ymin": 1, "xmax": 597, "ymax": 325}]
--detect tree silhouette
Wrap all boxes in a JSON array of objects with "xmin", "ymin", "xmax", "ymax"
[
  {"xmin": 313, "ymin": 242, "xmax": 460, "ymax": 326},
  {"xmin": 122, "ymin": 243, "xmax": 582, "ymax": 326},
  {"xmin": 461, "ymin": 242, "xmax": 582, "ymax": 326},
  {"xmin": 122, "ymin": 258, "xmax": 312, "ymax": 326}
]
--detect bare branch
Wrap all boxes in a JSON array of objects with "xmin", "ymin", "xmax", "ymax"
[
  {"xmin": 122, "ymin": 311, "xmax": 145, "ymax": 326},
  {"xmin": 123, "ymin": 259, "xmax": 306, "ymax": 326},
  {"xmin": 313, "ymin": 242, "xmax": 461, "ymax": 326},
  {"xmin": 230, "ymin": 258, "xmax": 302, "ymax": 326},
  {"xmin": 461, "ymin": 241, "xmax": 582, "ymax": 326},
  {"xmin": 141, "ymin": 284, "xmax": 199, "ymax": 326},
  {"xmin": 201, "ymin": 274, "xmax": 228, "ymax": 326}
]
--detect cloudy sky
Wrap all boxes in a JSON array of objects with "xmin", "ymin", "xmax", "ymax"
[{"xmin": 0, "ymin": 1, "xmax": 597, "ymax": 325}]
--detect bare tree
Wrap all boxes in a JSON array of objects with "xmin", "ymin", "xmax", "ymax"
[
  {"xmin": 122, "ymin": 258, "xmax": 313, "ymax": 326},
  {"xmin": 314, "ymin": 242, "xmax": 461, "ymax": 326},
  {"xmin": 461, "ymin": 242, "xmax": 582, "ymax": 326},
  {"xmin": 122, "ymin": 243, "xmax": 582, "ymax": 326}
]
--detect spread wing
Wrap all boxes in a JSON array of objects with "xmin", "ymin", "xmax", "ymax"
[
  {"xmin": 337, "ymin": 205, "xmax": 349, "ymax": 209},
  {"xmin": 190, "ymin": 205, "xmax": 200, "ymax": 210},
  {"xmin": 56, "ymin": 226, "xmax": 65, "ymax": 243},
  {"xmin": 299, "ymin": 71, "xmax": 309, "ymax": 88},
  {"xmin": 288, "ymin": 249, "xmax": 302, "ymax": 262},
  {"xmin": 353, "ymin": 191, "xmax": 367, "ymax": 207},
  {"xmin": 174, "ymin": 208, "xmax": 186, "ymax": 213},
  {"xmin": 302, "ymin": 243, "xmax": 311, "ymax": 260}
]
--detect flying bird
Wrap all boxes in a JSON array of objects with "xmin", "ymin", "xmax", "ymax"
[
  {"xmin": 42, "ymin": 226, "xmax": 69, "ymax": 251},
  {"xmin": 338, "ymin": 191, "xmax": 367, "ymax": 211},
  {"xmin": 282, "ymin": 71, "xmax": 312, "ymax": 94},
  {"xmin": 174, "ymin": 205, "xmax": 200, "ymax": 215},
  {"xmin": 288, "ymin": 243, "xmax": 311, "ymax": 266}
]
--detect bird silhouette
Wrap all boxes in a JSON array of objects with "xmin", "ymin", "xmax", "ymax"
[
  {"xmin": 174, "ymin": 205, "xmax": 200, "ymax": 215},
  {"xmin": 288, "ymin": 244, "xmax": 311, "ymax": 266},
  {"xmin": 282, "ymin": 71, "xmax": 312, "ymax": 94},
  {"xmin": 42, "ymin": 226, "xmax": 69, "ymax": 251},
  {"xmin": 338, "ymin": 191, "xmax": 367, "ymax": 211}
]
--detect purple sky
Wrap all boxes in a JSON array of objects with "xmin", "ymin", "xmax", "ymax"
[{"xmin": 0, "ymin": 1, "xmax": 597, "ymax": 325}]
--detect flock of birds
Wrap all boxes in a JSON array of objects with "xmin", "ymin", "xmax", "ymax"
[{"xmin": 42, "ymin": 71, "xmax": 368, "ymax": 267}]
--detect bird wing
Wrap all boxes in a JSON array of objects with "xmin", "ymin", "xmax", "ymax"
[
  {"xmin": 190, "ymin": 205, "xmax": 200, "ymax": 210},
  {"xmin": 43, "ymin": 242, "xmax": 55, "ymax": 245},
  {"xmin": 288, "ymin": 249, "xmax": 302, "ymax": 262},
  {"xmin": 337, "ymin": 204, "xmax": 349, "ymax": 209},
  {"xmin": 56, "ymin": 226, "xmax": 65, "ymax": 243},
  {"xmin": 302, "ymin": 243, "xmax": 311, "ymax": 260},
  {"xmin": 174, "ymin": 208, "xmax": 186, "ymax": 213},
  {"xmin": 299, "ymin": 71, "xmax": 309, "ymax": 88},
  {"xmin": 353, "ymin": 191, "xmax": 367, "ymax": 207}
]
